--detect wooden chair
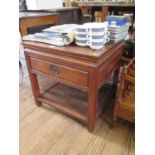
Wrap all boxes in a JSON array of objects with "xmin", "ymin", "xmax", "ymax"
[
  {"xmin": 80, "ymin": 6, "xmax": 92, "ymax": 23},
  {"xmin": 19, "ymin": 32, "xmax": 23, "ymax": 71},
  {"xmin": 94, "ymin": 11, "xmax": 103, "ymax": 22},
  {"xmin": 113, "ymin": 57, "xmax": 135, "ymax": 123}
]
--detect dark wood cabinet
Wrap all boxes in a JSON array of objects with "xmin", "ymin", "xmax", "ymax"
[{"xmin": 50, "ymin": 7, "xmax": 82, "ymax": 24}]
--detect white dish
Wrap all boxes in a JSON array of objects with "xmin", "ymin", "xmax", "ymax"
[
  {"xmin": 109, "ymin": 32, "xmax": 128, "ymax": 39},
  {"xmin": 108, "ymin": 24, "xmax": 129, "ymax": 32},
  {"xmin": 75, "ymin": 36, "xmax": 88, "ymax": 41},
  {"xmin": 90, "ymin": 38, "xmax": 104, "ymax": 43},
  {"xmin": 75, "ymin": 34, "xmax": 87, "ymax": 38},
  {"xmin": 110, "ymin": 35, "xmax": 127, "ymax": 42},
  {"xmin": 75, "ymin": 31, "xmax": 106, "ymax": 36},
  {"xmin": 89, "ymin": 44, "xmax": 104, "ymax": 50},
  {"xmin": 75, "ymin": 31, "xmax": 87, "ymax": 35},
  {"xmin": 75, "ymin": 41, "xmax": 87, "ymax": 47},
  {"xmin": 84, "ymin": 22, "xmax": 107, "ymax": 28},
  {"xmin": 75, "ymin": 23, "xmax": 109, "ymax": 35}
]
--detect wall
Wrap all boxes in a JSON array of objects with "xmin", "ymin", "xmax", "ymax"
[
  {"xmin": 26, "ymin": 0, "xmax": 37, "ymax": 10},
  {"xmin": 37, "ymin": 0, "xmax": 62, "ymax": 9},
  {"xmin": 26, "ymin": 0, "xmax": 63, "ymax": 10}
]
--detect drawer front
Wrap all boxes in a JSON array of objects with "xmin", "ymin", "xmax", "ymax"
[{"xmin": 30, "ymin": 58, "xmax": 88, "ymax": 87}]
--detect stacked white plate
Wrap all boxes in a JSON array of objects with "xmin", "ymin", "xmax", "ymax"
[
  {"xmin": 108, "ymin": 24, "xmax": 129, "ymax": 42},
  {"xmin": 75, "ymin": 22, "xmax": 110, "ymax": 50}
]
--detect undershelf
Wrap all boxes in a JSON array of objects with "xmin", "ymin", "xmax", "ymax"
[
  {"xmin": 37, "ymin": 83, "xmax": 114, "ymax": 124},
  {"xmin": 97, "ymin": 84, "xmax": 114, "ymax": 115},
  {"xmin": 38, "ymin": 83, "xmax": 88, "ymax": 123}
]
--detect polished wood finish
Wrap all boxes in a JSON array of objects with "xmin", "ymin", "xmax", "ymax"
[
  {"xmin": 101, "ymin": 6, "xmax": 109, "ymax": 22},
  {"xmin": 20, "ymin": 65, "xmax": 135, "ymax": 154},
  {"xmin": 79, "ymin": 3, "xmax": 135, "ymax": 21},
  {"xmin": 30, "ymin": 57, "xmax": 88, "ymax": 87},
  {"xmin": 47, "ymin": 7, "xmax": 81, "ymax": 24},
  {"xmin": 94, "ymin": 11, "xmax": 103, "ymax": 22},
  {"xmin": 20, "ymin": 7, "xmax": 81, "ymax": 25},
  {"xmin": 23, "ymin": 41, "xmax": 123, "ymax": 132},
  {"xmin": 38, "ymin": 83, "xmax": 88, "ymax": 123},
  {"xmin": 113, "ymin": 57, "xmax": 135, "ymax": 123},
  {"xmin": 19, "ymin": 12, "xmax": 58, "ymax": 36}
]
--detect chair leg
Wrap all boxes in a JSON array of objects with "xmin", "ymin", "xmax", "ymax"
[
  {"xmin": 19, "ymin": 60, "xmax": 24, "ymax": 76},
  {"xmin": 19, "ymin": 60, "xmax": 22, "ymax": 69},
  {"xmin": 113, "ymin": 100, "xmax": 119, "ymax": 125},
  {"xmin": 112, "ymin": 115, "xmax": 117, "ymax": 125}
]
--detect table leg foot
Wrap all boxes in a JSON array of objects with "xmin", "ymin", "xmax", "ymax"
[
  {"xmin": 88, "ymin": 125, "xmax": 95, "ymax": 133},
  {"xmin": 35, "ymin": 100, "xmax": 42, "ymax": 107},
  {"xmin": 112, "ymin": 116, "xmax": 117, "ymax": 125}
]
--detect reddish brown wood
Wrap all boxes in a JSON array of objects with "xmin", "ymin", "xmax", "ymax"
[
  {"xmin": 38, "ymin": 83, "xmax": 88, "ymax": 123},
  {"xmin": 24, "ymin": 52, "xmax": 41, "ymax": 106},
  {"xmin": 23, "ymin": 41, "xmax": 124, "ymax": 132},
  {"xmin": 19, "ymin": 12, "xmax": 59, "ymax": 36},
  {"xmin": 88, "ymin": 69, "xmax": 98, "ymax": 132},
  {"xmin": 101, "ymin": 6, "xmax": 109, "ymax": 21},
  {"xmin": 30, "ymin": 57, "xmax": 88, "ymax": 87},
  {"xmin": 113, "ymin": 57, "xmax": 135, "ymax": 123}
]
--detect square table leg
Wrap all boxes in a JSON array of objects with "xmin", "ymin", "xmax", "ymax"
[
  {"xmin": 24, "ymin": 52, "xmax": 41, "ymax": 106},
  {"xmin": 88, "ymin": 70, "xmax": 98, "ymax": 132}
]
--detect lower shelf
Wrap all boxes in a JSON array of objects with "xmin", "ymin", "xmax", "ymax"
[
  {"xmin": 97, "ymin": 84, "xmax": 115, "ymax": 116},
  {"xmin": 37, "ymin": 83, "xmax": 114, "ymax": 124},
  {"xmin": 38, "ymin": 83, "xmax": 88, "ymax": 123}
]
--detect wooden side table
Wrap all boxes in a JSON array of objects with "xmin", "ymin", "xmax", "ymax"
[
  {"xmin": 23, "ymin": 41, "xmax": 123, "ymax": 132},
  {"xmin": 19, "ymin": 12, "xmax": 59, "ymax": 36}
]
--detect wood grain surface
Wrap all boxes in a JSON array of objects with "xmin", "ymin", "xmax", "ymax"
[{"xmin": 20, "ymin": 59, "xmax": 135, "ymax": 155}]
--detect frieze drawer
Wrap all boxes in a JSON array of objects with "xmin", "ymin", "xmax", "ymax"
[{"xmin": 30, "ymin": 57, "xmax": 88, "ymax": 87}]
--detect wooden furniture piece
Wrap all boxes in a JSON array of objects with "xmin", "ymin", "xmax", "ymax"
[
  {"xmin": 19, "ymin": 12, "xmax": 59, "ymax": 36},
  {"xmin": 79, "ymin": 2, "xmax": 135, "ymax": 21},
  {"xmin": 63, "ymin": 0, "xmax": 72, "ymax": 7},
  {"xmin": 48, "ymin": 7, "xmax": 81, "ymax": 24},
  {"xmin": 23, "ymin": 41, "xmax": 124, "ymax": 132},
  {"xmin": 94, "ymin": 11, "xmax": 103, "ymax": 22},
  {"xmin": 80, "ymin": 6, "xmax": 92, "ymax": 23},
  {"xmin": 20, "ymin": 7, "xmax": 82, "ymax": 26},
  {"xmin": 113, "ymin": 57, "xmax": 135, "ymax": 123}
]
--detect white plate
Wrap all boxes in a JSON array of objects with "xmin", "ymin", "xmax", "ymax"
[
  {"xmin": 75, "ymin": 41, "xmax": 87, "ymax": 47},
  {"xmin": 75, "ymin": 36, "xmax": 88, "ymax": 41}
]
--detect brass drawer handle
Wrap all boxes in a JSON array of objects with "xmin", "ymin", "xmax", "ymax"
[{"xmin": 50, "ymin": 65, "xmax": 60, "ymax": 76}]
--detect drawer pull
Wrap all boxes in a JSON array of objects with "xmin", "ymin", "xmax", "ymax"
[{"xmin": 50, "ymin": 65, "xmax": 60, "ymax": 76}]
